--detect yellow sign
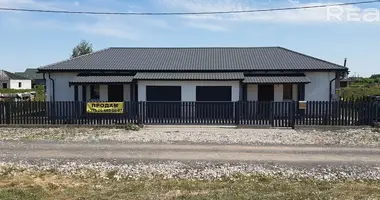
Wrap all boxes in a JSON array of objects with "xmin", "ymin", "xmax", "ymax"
[{"xmin": 86, "ymin": 102, "xmax": 124, "ymax": 113}]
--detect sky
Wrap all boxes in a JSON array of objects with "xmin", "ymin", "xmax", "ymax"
[{"xmin": 0, "ymin": 0, "xmax": 379, "ymax": 77}]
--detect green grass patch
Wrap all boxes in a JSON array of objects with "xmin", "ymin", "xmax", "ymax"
[
  {"xmin": 1, "ymin": 173, "xmax": 380, "ymax": 200},
  {"xmin": 0, "ymin": 89, "xmax": 33, "ymax": 94}
]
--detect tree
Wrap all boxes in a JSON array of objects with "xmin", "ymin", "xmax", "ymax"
[
  {"xmin": 370, "ymin": 74, "xmax": 380, "ymax": 79},
  {"xmin": 71, "ymin": 40, "xmax": 93, "ymax": 58}
]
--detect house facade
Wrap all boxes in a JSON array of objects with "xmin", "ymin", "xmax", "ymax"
[
  {"xmin": 0, "ymin": 70, "xmax": 32, "ymax": 90},
  {"xmin": 15, "ymin": 68, "xmax": 46, "ymax": 88},
  {"xmin": 38, "ymin": 47, "xmax": 348, "ymax": 103}
]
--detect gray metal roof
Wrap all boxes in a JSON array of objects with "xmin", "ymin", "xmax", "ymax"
[
  {"xmin": 243, "ymin": 76, "xmax": 311, "ymax": 84},
  {"xmin": 69, "ymin": 76, "xmax": 134, "ymax": 84},
  {"xmin": 134, "ymin": 72, "xmax": 244, "ymax": 80},
  {"xmin": 39, "ymin": 47, "xmax": 347, "ymax": 72},
  {"xmin": 0, "ymin": 70, "xmax": 30, "ymax": 81}
]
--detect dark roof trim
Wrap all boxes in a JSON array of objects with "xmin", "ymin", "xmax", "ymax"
[
  {"xmin": 243, "ymin": 76, "xmax": 311, "ymax": 84},
  {"xmin": 69, "ymin": 75, "xmax": 134, "ymax": 85},
  {"xmin": 134, "ymin": 72, "xmax": 244, "ymax": 80},
  {"xmin": 38, "ymin": 68, "xmax": 348, "ymax": 73},
  {"xmin": 70, "ymin": 82, "xmax": 133, "ymax": 86}
]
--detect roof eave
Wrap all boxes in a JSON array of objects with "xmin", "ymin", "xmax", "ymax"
[{"xmin": 38, "ymin": 68, "xmax": 348, "ymax": 73}]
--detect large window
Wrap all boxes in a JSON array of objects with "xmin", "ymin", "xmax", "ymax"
[
  {"xmin": 283, "ymin": 84, "xmax": 293, "ymax": 100},
  {"xmin": 90, "ymin": 85, "xmax": 100, "ymax": 100},
  {"xmin": 2, "ymin": 83, "xmax": 7, "ymax": 89}
]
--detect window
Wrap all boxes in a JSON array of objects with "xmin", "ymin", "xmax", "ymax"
[
  {"xmin": 90, "ymin": 85, "xmax": 100, "ymax": 100},
  {"xmin": 18, "ymin": 82, "xmax": 22, "ymax": 88},
  {"xmin": 2, "ymin": 83, "xmax": 7, "ymax": 89},
  {"xmin": 283, "ymin": 84, "xmax": 293, "ymax": 100}
]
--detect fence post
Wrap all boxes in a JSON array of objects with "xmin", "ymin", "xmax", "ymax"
[
  {"xmin": 235, "ymin": 101, "xmax": 240, "ymax": 125},
  {"xmin": 138, "ymin": 102, "xmax": 143, "ymax": 125},
  {"xmin": 5, "ymin": 102, "xmax": 10, "ymax": 125},
  {"xmin": 291, "ymin": 101, "xmax": 296, "ymax": 129},
  {"xmin": 51, "ymin": 101, "xmax": 56, "ymax": 125},
  {"xmin": 270, "ymin": 102, "xmax": 274, "ymax": 127}
]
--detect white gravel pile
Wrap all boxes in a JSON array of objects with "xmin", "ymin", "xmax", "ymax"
[
  {"xmin": 1, "ymin": 127, "xmax": 380, "ymax": 146},
  {"xmin": 1, "ymin": 160, "xmax": 380, "ymax": 181}
]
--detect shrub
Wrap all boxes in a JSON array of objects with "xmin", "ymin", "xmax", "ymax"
[
  {"xmin": 341, "ymin": 86, "xmax": 380, "ymax": 100},
  {"xmin": 125, "ymin": 124, "xmax": 141, "ymax": 131}
]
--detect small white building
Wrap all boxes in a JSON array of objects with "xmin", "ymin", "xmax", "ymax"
[
  {"xmin": 0, "ymin": 70, "xmax": 32, "ymax": 90},
  {"xmin": 38, "ymin": 47, "xmax": 348, "ymax": 102}
]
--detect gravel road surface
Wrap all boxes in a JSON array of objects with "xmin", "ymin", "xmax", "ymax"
[
  {"xmin": 1, "ymin": 127, "xmax": 380, "ymax": 147},
  {"xmin": 2, "ymin": 127, "xmax": 380, "ymax": 180},
  {"xmin": 1, "ymin": 141, "xmax": 380, "ymax": 180},
  {"xmin": 1, "ymin": 141, "xmax": 380, "ymax": 165}
]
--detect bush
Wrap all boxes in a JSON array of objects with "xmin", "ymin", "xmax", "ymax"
[
  {"xmin": 34, "ymin": 84, "xmax": 46, "ymax": 101},
  {"xmin": 125, "ymin": 124, "xmax": 141, "ymax": 131},
  {"xmin": 341, "ymin": 86, "xmax": 380, "ymax": 100}
]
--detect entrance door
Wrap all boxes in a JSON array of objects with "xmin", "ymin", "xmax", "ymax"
[
  {"xmin": 257, "ymin": 84, "xmax": 274, "ymax": 120},
  {"xmin": 258, "ymin": 85, "xmax": 274, "ymax": 101},
  {"xmin": 108, "ymin": 85, "xmax": 124, "ymax": 102}
]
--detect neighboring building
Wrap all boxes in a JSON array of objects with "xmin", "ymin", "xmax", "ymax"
[
  {"xmin": 38, "ymin": 47, "xmax": 348, "ymax": 102},
  {"xmin": 0, "ymin": 70, "xmax": 32, "ymax": 90},
  {"xmin": 340, "ymin": 78, "xmax": 352, "ymax": 88},
  {"xmin": 15, "ymin": 68, "xmax": 45, "ymax": 88}
]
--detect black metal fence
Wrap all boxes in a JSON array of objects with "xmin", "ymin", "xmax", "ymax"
[{"xmin": 0, "ymin": 100, "xmax": 378, "ymax": 127}]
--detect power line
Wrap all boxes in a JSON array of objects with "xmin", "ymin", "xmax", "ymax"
[{"xmin": 0, "ymin": 0, "xmax": 379, "ymax": 16}]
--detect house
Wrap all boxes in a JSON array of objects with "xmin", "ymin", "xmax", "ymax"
[
  {"xmin": 37, "ymin": 47, "xmax": 348, "ymax": 103},
  {"xmin": 0, "ymin": 70, "xmax": 32, "ymax": 90},
  {"xmin": 340, "ymin": 78, "xmax": 352, "ymax": 88},
  {"xmin": 15, "ymin": 68, "xmax": 46, "ymax": 88}
]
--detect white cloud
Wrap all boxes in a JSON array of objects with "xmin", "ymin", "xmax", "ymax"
[
  {"xmin": 0, "ymin": 0, "xmax": 35, "ymax": 7},
  {"xmin": 0, "ymin": 0, "xmax": 170, "ymax": 40},
  {"xmin": 158, "ymin": 0, "xmax": 379, "ymax": 25},
  {"xmin": 75, "ymin": 18, "xmax": 140, "ymax": 40}
]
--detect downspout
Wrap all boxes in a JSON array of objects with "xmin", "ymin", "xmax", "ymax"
[
  {"xmin": 48, "ymin": 73, "xmax": 55, "ymax": 101},
  {"xmin": 329, "ymin": 58, "xmax": 347, "ymax": 101}
]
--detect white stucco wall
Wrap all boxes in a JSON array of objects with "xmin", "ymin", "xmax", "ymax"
[
  {"xmin": 247, "ymin": 84, "xmax": 258, "ymax": 101},
  {"xmin": 247, "ymin": 84, "xmax": 288, "ymax": 101},
  {"xmin": 292, "ymin": 84, "xmax": 298, "ymax": 101},
  {"xmin": 245, "ymin": 72, "xmax": 336, "ymax": 102},
  {"xmin": 304, "ymin": 72, "xmax": 336, "ymax": 101},
  {"xmin": 46, "ymin": 71, "xmax": 337, "ymax": 102},
  {"xmin": 124, "ymin": 85, "xmax": 131, "ymax": 101},
  {"xmin": 84, "ymin": 85, "xmax": 108, "ymax": 101},
  {"xmin": 46, "ymin": 72, "xmax": 77, "ymax": 101},
  {"xmin": 274, "ymin": 84, "xmax": 283, "ymax": 101},
  {"xmin": 137, "ymin": 80, "xmax": 240, "ymax": 102},
  {"xmin": 46, "ymin": 72, "xmax": 131, "ymax": 101},
  {"xmin": 9, "ymin": 80, "xmax": 32, "ymax": 89}
]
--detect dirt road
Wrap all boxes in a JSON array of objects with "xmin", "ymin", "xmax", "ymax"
[{"xmin": 0, "ymin": 141, "xmax": 380, "ymax": 165}]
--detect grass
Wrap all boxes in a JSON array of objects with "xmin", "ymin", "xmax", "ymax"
[
  {"xmin": 1, "ymin": 173, "xmax": 380, "ymax": 200},
  {"xmin": 0, "ymin": 89, "xmax": 33, "ymax": 94}
]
